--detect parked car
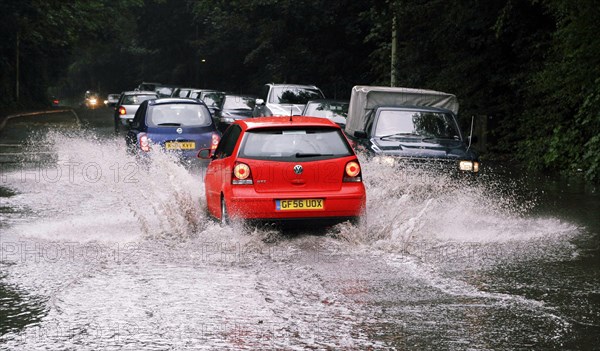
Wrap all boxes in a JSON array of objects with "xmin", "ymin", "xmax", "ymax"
[
  {"xmin": 171, "ymin": 87, "xmax": 195, "ymax": 98},
  {"xmin": 114, "ymin": 91, "xmax": 158, "ymax": 132},
  {"xmin": 214, "ymin": 94, "xmax": 256, "ymax": 132},
  {"xmin": 199, "ymin": 91, "xmax": 225, "ymax": 115},
  {"xmin": 198, "ymin": 116, "xmax": 366, "ymax": 225},
  {"xmin": 126, "ymin": 98, "xmax": 220, "ymax": 159},
  {"xmin": 189, "ymin": 89, "xmax": 213, "ymax": 100},
  {"xmin": 252, "ymin": 83, "xmax": 325, "ymax": 117},
  {"xmin": 344, "ymin": 86, "xmax": 480, "ymax": 174},
  {"xmin": 135, "ymin": 82, "xmax": 161, "ymax": 92},
  {"xmin": 155, "ymin": 85, "xmax": 178, "ymax": 98},
  {"xmin": 105, "ymin": 94, "xmax": 120, "ymax": 107},
  {"xmin": 302, "ymin": 99, "xmax": 349, "ymax": 128}
]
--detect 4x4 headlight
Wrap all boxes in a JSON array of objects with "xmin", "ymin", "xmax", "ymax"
[{"xmin": 459, "ymin": 160, "xmax": 480, "ymax": 172}]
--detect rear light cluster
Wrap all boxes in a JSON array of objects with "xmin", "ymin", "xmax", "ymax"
[
  {"xmin": 343, "ymin": 160, "xmax": 362, "ymax": 182},
  {"xmin": 138, "ymin": 133, "xmax": 150, "ymax": 152},
  {"xmin": 211, "ymin": 133, "xmax": 220, "ymax": 150},
  {"xmin": 232, "ymin": 162, "xmax": 252, "ymax": 185},
  {"xmin": 118, "ymin": 106, "xmax": 126, "ymax": 115}
]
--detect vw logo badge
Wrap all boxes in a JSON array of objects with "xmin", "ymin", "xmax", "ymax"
[
  {"xmin": 293, "ymin": 165, "xmax": 303, "ymax": 175},
  {"xmin": 176, "ymin": 127, "xmax": 183, "ymax": 134}
]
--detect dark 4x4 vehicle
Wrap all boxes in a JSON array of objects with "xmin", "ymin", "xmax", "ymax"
[{"xmin": 344, "ymin": 86, "xmax": 480, "ymax": 174}]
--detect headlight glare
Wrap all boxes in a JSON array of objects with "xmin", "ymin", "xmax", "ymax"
[{"xmin": 459, "ymin": 160, "xmax": 480, "ymax": 172}]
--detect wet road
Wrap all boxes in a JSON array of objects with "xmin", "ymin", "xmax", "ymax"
[{"xmin": 1, "ymin": 107, "xmax": 599, "ymax": 350}]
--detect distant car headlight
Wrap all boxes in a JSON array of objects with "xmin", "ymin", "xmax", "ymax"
[
  {"xmin": 459, "ymin": 160, "xmax": 480, "ymax": 172},
  {"xmin": 89, "ymin": 98, "xmax": 97, "ymax": 105}
]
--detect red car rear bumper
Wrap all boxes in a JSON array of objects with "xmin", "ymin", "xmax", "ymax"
[{"xmin": 225, "ymin": 184, "xmax": 366, "ymax": 220}]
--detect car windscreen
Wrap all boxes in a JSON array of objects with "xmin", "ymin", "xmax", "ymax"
[
  {"xmin": 269, "ymin": 87, "xmax": 324, "ymax": 104},
  {"xmin": 203, "ymin": 92, "xmax": 224, "ymax": 107},
  {"xmin": 304, "ymin": 102, "xmax": 348, "ymax": 118},
  {"xmin": 147, "ymin": 103, "xmax": 212, "ymax": 127},
  {"xmin": 223, "ymin": 96, "xmax": 255, "ymax": 110},
  {"xmin": 238, "ymin": 128, "xmax": 352, "ymax": 161},
  {"xmin": 374, "ymin": 110, "xmax": 461, "ymax": 140},
  {"xmin": 155, "ymin": 87, "xmax": 174, "ymax": 98},
  {"xmin": 138, "ymin": 83, "xmax": 158, "ymax": 91},
  {"xmin": 122, "ymin": 94, "xmax": 156, "ymax": 105}
]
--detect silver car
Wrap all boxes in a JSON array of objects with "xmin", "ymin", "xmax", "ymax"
[
  {"xmin": 114, "ymin": 91, "xmax": 157, "ymax": 132},
  {"xmin": 302, "ymin": 99, "xmax": 349, "ymax": 128},
  {"xmin": 252, "ymin": 83, "xmax": 325, "ymax": 117}
]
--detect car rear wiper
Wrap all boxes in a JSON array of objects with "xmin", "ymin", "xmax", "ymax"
[
  {"xmin": 295, "ymin": 152, "xmax": 334, "ymax": 158},
  {"xmin": 157, "ymin": 122, "xmax": 181, "ymax": 126},
  {"xmin": 379, "ymin": 132, "xmax": 420, "ymax": 140}
]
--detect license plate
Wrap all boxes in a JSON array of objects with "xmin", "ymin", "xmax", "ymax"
[
  {"xmin": 165, "ymin": 141, "xmax": 195, "ymax": 150},
  {"xmin": 276, "ymin": 199, "xmax": 324, "ymax": 211}
]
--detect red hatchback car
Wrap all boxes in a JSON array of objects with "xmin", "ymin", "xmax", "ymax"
[{"xmin": 199, "ymin": 117, "xmax": 366, "ymax": 224}]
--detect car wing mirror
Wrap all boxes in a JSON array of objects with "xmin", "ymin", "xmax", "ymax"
[
  {"xmin": 197, "ymin": 148, "xmax": 214, "ymax": 159},
  {"xmin": 255, "ymin": 98, "xmax": 265, "ymax": 106}
]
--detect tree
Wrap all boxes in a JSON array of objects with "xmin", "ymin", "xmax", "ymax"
[
  {"xmin": 518, "ymin": 0, "xmax": 600, "ymax": 181},
  {"xmin": 0, "ymin": 0, "xmax": 144, "ymax": 106},
  {"xmin": 188, "ymin": 0, "xmax": 377, "ymax": 96}
]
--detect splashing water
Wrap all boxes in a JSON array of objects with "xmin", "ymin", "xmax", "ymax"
[
  {"xmin": 328, "ymin": 153, "xmax": 579, "ymax": 265},
  {"xmin": 3, "ymin": 130, "xmax": 203, "ymax": 240},
  {"xmin": 2, "ymin": 130, "xmax": 579, "ymax": 251},
  {"xmin": 1, "ymin": 130, "xmax": 593, "ymax": 350}
]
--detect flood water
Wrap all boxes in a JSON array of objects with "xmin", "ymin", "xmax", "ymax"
[{"xmin": 0, "ymin": 108, "xmax": 599, "ymax": 350}]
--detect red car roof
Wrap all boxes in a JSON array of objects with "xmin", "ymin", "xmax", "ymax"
[{"xmin": 238, "ymin": 116, "xmax": 340, "ymax": 130}]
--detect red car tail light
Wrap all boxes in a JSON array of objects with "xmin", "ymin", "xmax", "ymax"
[
  {"xmin": 232, "ymin": 162, "xmax": 253, "ymax": 185},
  {"xmin": 138, "ymin": 133, "xmax": 150, "ymax": 152},
  {"xmin": 211, "ymin": 133, "xmax": 220, "ymax": 150},
  {"xmin": 343, "ymin": 161, "xmax": 362, "ymax": 182},
  {"xmin": 118, "ymin": 106, "xmax": 126, "ymax": 115}
]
